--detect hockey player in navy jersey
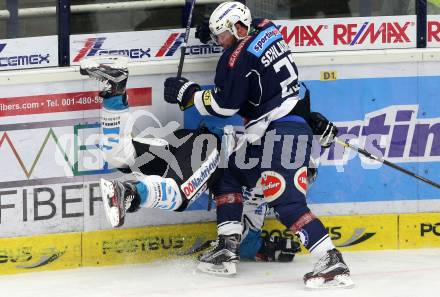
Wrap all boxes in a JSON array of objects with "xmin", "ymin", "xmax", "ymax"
[
  {"xmin": 163, "ymin": 1, "xmax": 353, "ymax": 288},
  {"xmin": 79, "ymin": 56, "xmax": 303, "ymax": 265}
]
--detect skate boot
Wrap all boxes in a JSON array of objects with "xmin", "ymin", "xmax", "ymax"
[
  {"xmin": 304, "ymin": 249, "xmax": 354, "ymax": 289},
  {"xmin": 197, "ymin": 233, "xmax": 241, "ymax": 276},
  {"xmin": 79, "ymin": 56, "xmax": 128, "ymax": 98},
  {"xmin": 100, "ymin": 178, "xmax": 140, "ymax": 227}
]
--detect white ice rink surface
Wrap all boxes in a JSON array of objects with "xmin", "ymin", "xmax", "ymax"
[{"xmin": 1, "ymin": 249, "xmax": 439, "ymax": 297}]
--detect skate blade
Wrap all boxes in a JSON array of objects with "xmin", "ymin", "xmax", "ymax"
[
  {"xmin": 196, "ymin": 261, "xmax": 237, "ymax": 276},
  {"xmin": 305, "ymin": 274, "xmax": 354, "ymax": 289},
  {"xmin": 100, "ymin": 178, "xmax": 121, "ymax": 228}
]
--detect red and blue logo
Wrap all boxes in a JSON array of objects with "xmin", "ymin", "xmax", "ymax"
[
  {"xmin": 156, "ymin": 33, "xmax": 186, "ymax": 57},
  {"xmin": 73, "ymin": 37, "xmax": 106, "ymax": 62},
  {"xmin": 0, "ymin": 43, "xmax": 50, "ymax": 67},
  {"xmin": 73, "ymin": 37, "xmax": 150, "ymax": 62}
]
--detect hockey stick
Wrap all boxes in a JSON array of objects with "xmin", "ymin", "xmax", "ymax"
[
  {"xmin": 177, "ymin": 0, "xmax": 197, "ymax": 78},
  {"xmin": 335, "ymin": 137, "xmax": 440, "ymax": 189}
]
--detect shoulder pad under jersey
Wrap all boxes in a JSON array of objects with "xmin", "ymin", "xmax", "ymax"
[{"xmin": 252, "ymin": 18, "xmax": 273, "ymax": 30}]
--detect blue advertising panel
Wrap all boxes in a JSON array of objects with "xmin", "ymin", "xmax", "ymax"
[
  {"xmin": 184, "ymin": 75, "xmax": 440, "ymax": 211},
  {"xmin": 306, "ymin": 76, "xmax": 440, "ymax": 204}
]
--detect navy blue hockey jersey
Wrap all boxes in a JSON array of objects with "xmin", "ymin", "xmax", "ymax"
[{"xmin": 193, "ymin": 19, "xmax": 300, "ymax": 125}]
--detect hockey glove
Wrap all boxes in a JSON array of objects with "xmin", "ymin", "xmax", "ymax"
[
  {"xmin": 195, "ymin": 18, "xmax": 212, "ymax": 44},
  {"xmin": 164, "ymin": 77, "xmax": 201, "ymax": 110},
  {"xmin": 257, "ymin": 235, "xmax": 301, "ymax": 262},
  {"xmin": 308, "ymin": 112, "xmax": 339, "ymax": 148}
]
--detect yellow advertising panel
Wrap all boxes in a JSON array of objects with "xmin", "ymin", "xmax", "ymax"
[
  {"xmin": 82, "ymin": 222, "xmax": 217, "ymax": 266},
  {"xmin": 3, "ymin": 213, "xmax": 440, "ymax": 276},
  {"xmin": 0, "ymin": 233, "xmax": 81, "ymax": 275},
  {"xmin": 263, "ymin": 214, "xmax": 398, "ymax": 252},
  {"xmin": 399, "ymin": 213, "xmax": 440, "ymax": 249},
  {"xmin": 320, "ymin": 214, "xmax": 398, "ymax": 251}
]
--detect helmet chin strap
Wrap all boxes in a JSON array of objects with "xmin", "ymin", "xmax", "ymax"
[{"xmin": 231, "ymin": 23, "xmax": 250, "ymax": 40}]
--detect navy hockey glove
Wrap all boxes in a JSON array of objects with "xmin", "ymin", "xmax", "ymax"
[
  {"xmin": 195, "ymin": 18, "xmax": 212, "ymax": 44},
  {"xmin": 164, "ymin": 77, "xmax": 201, "ymax": 110},
  {"xmin": 257, "ymin": 235, "xmax": 301, "ymax": 262},
  {"xmin": 308, "ymin": 112, "xmax": 338, "ymax": 148}
]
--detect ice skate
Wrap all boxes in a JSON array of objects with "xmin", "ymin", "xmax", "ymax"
[
  {"xmin": 304, "ymin": 249, "xmax": 354, "ymax": 289},
  {"xmin": 100, "ymin": 178, "xmax": 140, "ymax": 228},
  {"xmin": 79, "ymin": 56, "xmax": 128, "ymax": 98},
  {"xmin": 197, "ymin": 234, "xmax": 241, "ymax": 276}
]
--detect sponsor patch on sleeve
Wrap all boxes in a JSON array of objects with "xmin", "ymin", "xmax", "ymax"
[
  {"xmin": 260, "ymin": 171, "xmax": 286, "ymax": 203},
  {"xmin": 180, "ymin": 149, "xmax": 220, "ymax": 199},
  {"xmin": 247, "ymin": 26, "xmax": 283, "ymax": 57},
  {"xmin": 202, "ymin": 90, "xmax": 212, "ymax": 106},
  {"xmin": 294, "ymin": 167, "xmax": 308, "ymax": 195}
]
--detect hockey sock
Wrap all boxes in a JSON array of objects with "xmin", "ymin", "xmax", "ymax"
[
  {"xmin": 103, "ymin": 94, "xmax": 128, "ymax": 110},
  {"xmin": 134, "ymin": 181, "xmax": 149, "ymax": 206},
  {"xmin": 134, "ymin": 174, "xmax": 183, "ymax": 211},
  {"xmin": 100, "ymin": 94, "xmax": 136, "ymax": 169},
  {"xmin": 216, "ymin": 193, "xmax": 243, "ymax": 235},
  {"xmin": 294, "ymin": 214, "xmax": 335, "ymax": 259}
]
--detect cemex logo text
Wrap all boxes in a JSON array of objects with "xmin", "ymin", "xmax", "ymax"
[
  {"xmin": 73, "ymin": 37, "xmax": 151, "ymax": 62},
  {"xmin": 0, "ymin": 43, "xmax": 50, "ymax": 67},
  {"xmin": 156, "ymin": 33, "xmax": 223, "ymax": 57},
  {"xmin": 320, "ymin": 105, "xmax": 440, "ymax": 166},
  {"xmin": 278, "ymin": 25, "xmax": 324, "ymax": 47},
  {"xmin": 428, "ymin": 21, "xmax": 440, "ymax": 43},
  {"xmin": 334, "ymin": 21, "xmax": 413, "ymax": 45}
]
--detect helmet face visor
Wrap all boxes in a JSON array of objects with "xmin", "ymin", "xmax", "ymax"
[
  {"xmin": 210, "ymin": 30, "xmax": 233, "ymax": 46},
  {"xmin": 210, "ymin": 32, "xmax": 219, "ymax": 44}
]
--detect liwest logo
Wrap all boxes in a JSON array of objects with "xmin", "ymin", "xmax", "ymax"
[
  {"xmin": 0, "ymin": 43, "xmax": 50, "ymax": 67},
  {"xmin": 156, "ymin": 33, "xmax": 223, "ymax": 57},
  {"xmin": 73, "ymin": 37, "xmax": 151, "ymax": 62},
  {"xmin": 334, "ymin": 21, "xmax": 413, "ymax": 45}
]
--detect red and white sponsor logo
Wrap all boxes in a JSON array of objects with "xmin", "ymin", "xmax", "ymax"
[
  {"xmin": 260, "ymin": 171, "xmax": 286, "ymax": 202},
  {"xmin": 294, "ymin": 167, "xmax": 308, "ymax": 195},
  {"xmin": 0, "ymin": 88, "xmax": 151, "ymax": 117},
  {"xmin": 277, "ymin": 15, "xmax": 416, "ymax": 51},
  {"xmin": 333, "ymin": 21, "xmax": 412, "ymax": 45},
  {"xmin": 428, "ymin": 18, "xmax": 440, "ymax": 46},
  {"xmin": 181, "ymin": 150, "xmax": 220, "ymax": 199},
  {"xmin": 279, "ymin": 25, "xmax": 325, "ymax": 47}
]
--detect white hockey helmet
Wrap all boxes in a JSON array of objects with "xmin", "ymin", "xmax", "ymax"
[{"xmin": 209, "ymin": 1, "xmax": 252, "ymax": 41}]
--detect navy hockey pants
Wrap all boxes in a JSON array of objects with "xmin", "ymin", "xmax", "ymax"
[{"xmin": 212, "ymin": 116, "xmax": 313, "ymax": 229}]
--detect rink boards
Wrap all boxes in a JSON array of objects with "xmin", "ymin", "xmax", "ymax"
[{"xmin": 0, "ymin": 212, "xmax": 439, "ymax": 275}]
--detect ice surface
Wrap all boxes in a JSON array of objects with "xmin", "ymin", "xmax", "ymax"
[{"xmin": 1, "ymin": 249, "xmax": 439, "ymax": 297}]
